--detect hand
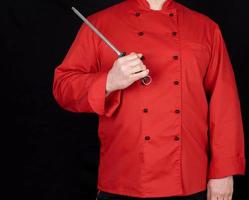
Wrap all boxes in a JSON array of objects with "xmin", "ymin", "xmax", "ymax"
[
  {"xmin": 106, "ymin": 52, "xmax": 149, "ymax": 94},
  {"xmin": 207, "ymin": 176, "xmax": 234, "ymax": 200}
]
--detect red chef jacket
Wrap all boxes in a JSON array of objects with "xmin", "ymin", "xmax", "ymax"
[{"xmin": 53, "ymin": 0, "xmax": 246, "ymax": 198}]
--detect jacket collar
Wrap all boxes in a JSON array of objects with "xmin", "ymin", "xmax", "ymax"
[{"xmin": 129, "ymin": 0, "xmax": 174, "ymax": 11}]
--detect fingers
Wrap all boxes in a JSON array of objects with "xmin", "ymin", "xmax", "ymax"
[
  {"xmin": 207, "ymin": 176, "xmax": 234, "ymax": 200},
  {"xmin": 208, "ymin": 191, "xmax": 230, "ymax": 200},
  {"xmin": 111, "ymin": 52, "xmax": 149, "ymax": 88},
  {"xmin": 130, "ymin": 69, "xmax": 149, "ymax": 81},
  {"xmin": 207, "ymin": 189, "xmax": 218, "ymax": 200},
  {"xmin": 210, "ymin": 189, "xmax": 233, "ymax": 200},
  {"xmin": 129, "ymin": 64, "xmax": 146, "ymax": 74},
  {"xmin": 207, "ymin": 188, "xmax": 211, "ymax": 200},
  {"xmin": 225, "ymin": 191, "xmax": 233, "ymax": 200},
  {"xmin": 208, "ymin": 191, "xmax": 233, "ymax": 200},
  {"xmin": 118, "ymin": 52, "xmax": 143, "ymax": 63},
  {"xmin": 125, "ymin": 57, "xmax": 143, "ymax": 69},
  {"xmin": 118, "ymin": 52, "xmax": 147, "ymax": 75},
  {"xmin": 210, "ymin": 194, "xmax": 218, "ymax": 200}
]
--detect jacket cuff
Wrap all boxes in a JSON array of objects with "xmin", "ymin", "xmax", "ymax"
[
  {"xmin": 208, "ymin": 156, "xmax": 246, "ymax": 179},
  {"xmin": 88, "ymin": 71, "xmax": 121, "ymax": 117}
]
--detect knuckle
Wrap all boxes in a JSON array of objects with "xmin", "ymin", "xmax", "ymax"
[
  {"xmin": 138, "ymin": 61, "xmax": 143, "ymax": 66},
  {"xmin": 120, "ymin": 65, "xmax": 127, "ymax": 73},
  {"xmin": 116, "ymin": 59, "xmax": 122, "ymax": 65},
  {"xmin": 226, "ymin": 192, "xmax": 232, "ymax": 196},
  {"xmin": 136, "ymin": 58, "xmax": 142, "ymax": 64},
  {"xmin": 210, "ymin": 190, "xmax": 218, "ymax": 195},
  {"xmin": 140, "ymin": 71, "xmax": 147, "ymax": 78},
  {"xmin": 219, "ymin": 192, "xmax": 225, "ymax": 196}
]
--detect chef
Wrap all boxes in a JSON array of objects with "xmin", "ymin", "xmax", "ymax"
[{"xmin": 53, "ymin": 0, "xmax": 246, "ymax": 199}]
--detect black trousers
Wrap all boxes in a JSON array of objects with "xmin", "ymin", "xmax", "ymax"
[{"xmin": 96, "ymin": 190, "xmax": 207, "ymax": 200}]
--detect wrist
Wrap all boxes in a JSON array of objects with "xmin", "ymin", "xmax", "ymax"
[
  {"xmin": 106, "ymin": 72, "xmax": 116, "ymax": 95},
  {"xmin": 105, "ymin": 90, "xmax": 111, "ymax": 97}
]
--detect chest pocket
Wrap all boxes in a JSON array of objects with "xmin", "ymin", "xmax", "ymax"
[{"xmin": 181, "ymin": 40, "xmax": 211, "ymax": 79}]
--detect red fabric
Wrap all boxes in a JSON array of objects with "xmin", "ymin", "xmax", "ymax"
[{"xmin": 53, "ymin": 0, "xmax": 246, "ymax": 198}]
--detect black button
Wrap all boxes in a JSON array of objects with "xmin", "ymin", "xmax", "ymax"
[
  {"xmin": 138, "ymin": 32, "xmax": 144, "ymax": 36},
  {"xmin": 140, "ymin": 55, "xmax": 145, "ymax": 61},
  {"xmin": 145, "ymin": 136, "xmax": 151, "ymax": 140},
  {"xmin": 135, "ymin": 12, "xmax": 140, "ymax": 16},
  {"xmin": 169, "ymin": 13, "xmax": 174, "ymax": 17},
  {"xmin": 174, "ymin": 80, "xmax": 179, "ymax": 85},
  {"xmin": 143, "ymin": 108, "xmax": 148, "ymax": 113},
  {"xmin": 173, "ymin": 55, "xmax": 178, "ymax": 60},
  {"xmin": 174, "ymin": 135, "xmax": 180, "ymax": 141},
  {"xmin": 172, "ymin": 32, "xmax": 177, "ymax": 36},
  {"xmin": 175, "ymin": 109, "xmax": 180, "ymax": 113}
]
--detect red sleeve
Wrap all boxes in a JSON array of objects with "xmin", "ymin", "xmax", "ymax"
[
  {"xmin": 204, "ymin": 24, "xmax": 246, "ymax": 179},
  {"xmin": 53, "ymin": 17, "xmax": 121, "ymax": 117}
]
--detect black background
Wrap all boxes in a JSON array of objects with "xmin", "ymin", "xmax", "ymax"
[{"xmin": 5, "ymin": 0, "xmax": 249, "ymax": 199}]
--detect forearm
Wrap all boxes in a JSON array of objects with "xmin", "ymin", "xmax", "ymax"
[{"xmin": 53, "ymin": 68, "xmax": 102, "ymax": 113}]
